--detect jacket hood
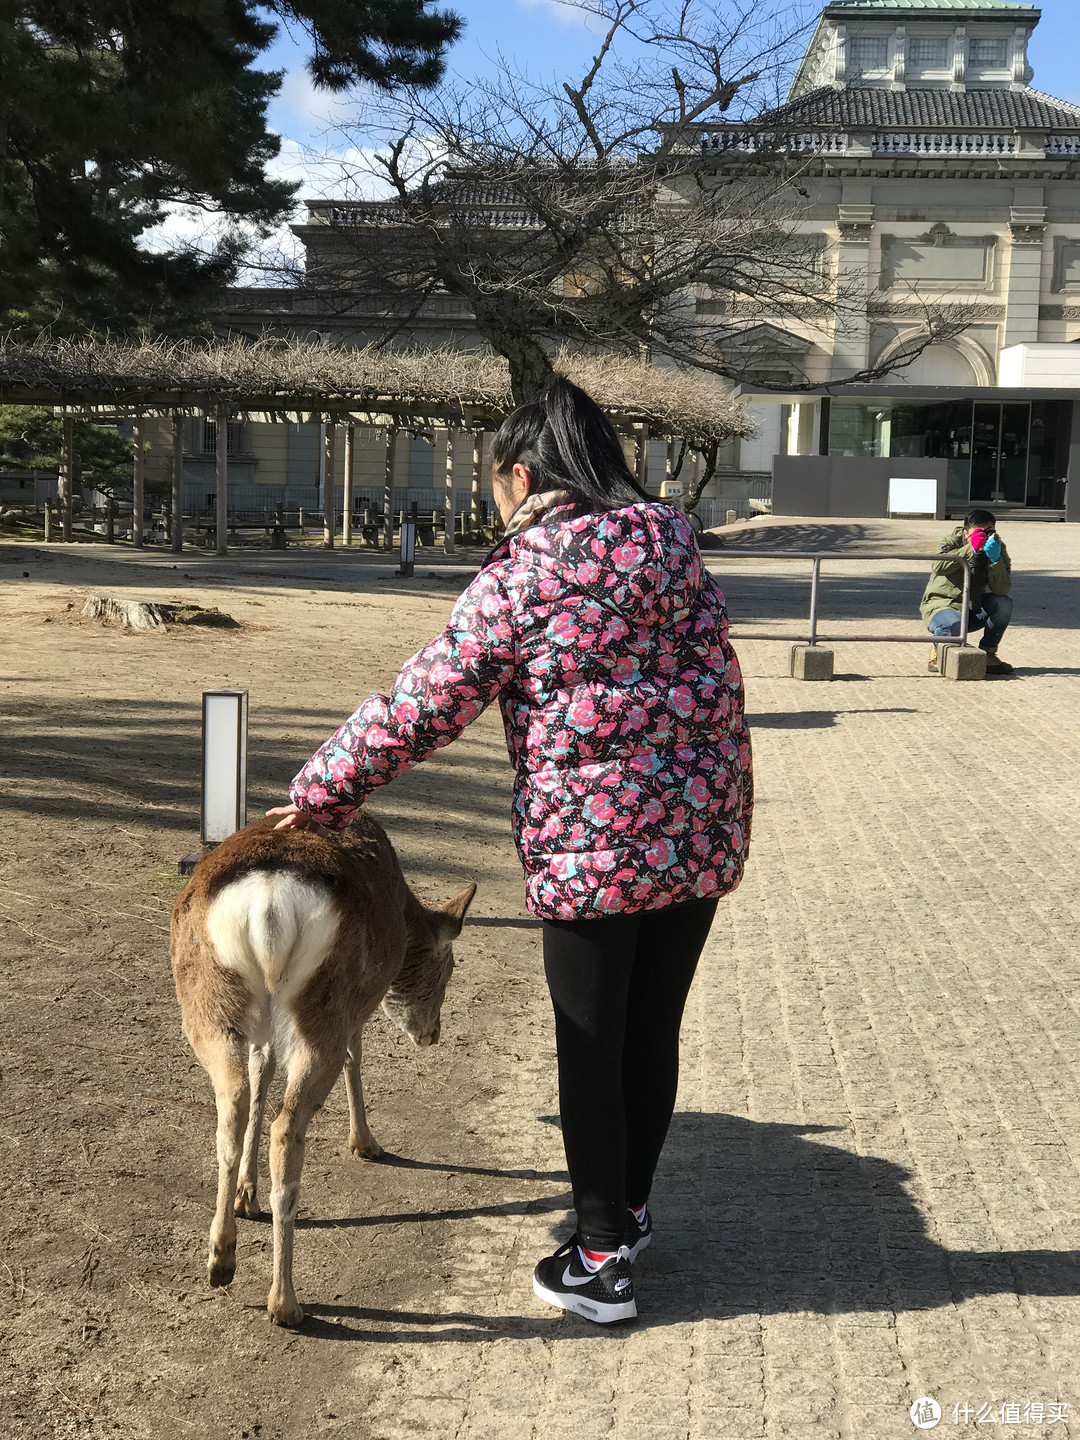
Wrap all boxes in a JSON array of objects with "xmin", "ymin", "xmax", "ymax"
[{"xmin": 509, "ymin": 502, "xmax": 702, "ymax": 629}]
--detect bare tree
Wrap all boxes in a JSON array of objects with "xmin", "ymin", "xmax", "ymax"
[{"xmin": 283, "ymin": 0, "xmax": 970, "ymax": 407}]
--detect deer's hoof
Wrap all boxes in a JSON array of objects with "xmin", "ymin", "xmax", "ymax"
[
  {"xmin": 208, "ymin": 1256, "xmax": 236, "ymax": 1288},
  {"xmin": 350, "ymin": 1133, "xmax": 384, "ymax": 1161},
  {"xmin": 235, "ymin": 1187, "xmax": 261, "ymax": 1219},
  {"xmin": 268, "ymin": 1293, "xmax": 304, "ymax": 1328}
]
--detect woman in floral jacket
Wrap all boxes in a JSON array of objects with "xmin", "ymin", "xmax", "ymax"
[{"xmin": 270, "ymin": 378, "xmax": 752, "ymax": 1323}]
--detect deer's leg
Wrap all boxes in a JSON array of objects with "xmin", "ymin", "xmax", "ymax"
[
  {"xmin": 266, "ymin": 1046, "xmax": 341, "ymax": 1328},
  {"xmin": 236, "ymin": 1043, "xmax": 275, "ymax": 1218},
  {"xmin": 205, "ymin": 1036, "xmax": 250, "ymax": 1289},
  {"xmin": 344, "ymin": 1030, "xmax": 383, "ymax": 1160}
]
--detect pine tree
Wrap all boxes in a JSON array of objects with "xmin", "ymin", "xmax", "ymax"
[{"xmin": 0, "ymin": 0, "xmax": 460, "ymax": 334}]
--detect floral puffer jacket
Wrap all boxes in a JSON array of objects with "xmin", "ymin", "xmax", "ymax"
[{"xmin": 290, "ymin": 502, "xmax": 753, "ymax": 920}]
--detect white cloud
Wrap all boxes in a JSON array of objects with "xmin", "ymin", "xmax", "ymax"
[
  {"xmin": 139, "ymin": 133, "xmax": 416, "ymax": 285},
  {"xmin": 268, "ymin": 66, "xmax": 346, "ymax": 146},
  {"xmin": 517, "ymin": 0, "xmax": 602, "ymax": 31}
]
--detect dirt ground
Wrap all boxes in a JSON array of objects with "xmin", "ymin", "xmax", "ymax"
[{"xmin": 2, "ymin": 519, "xmax": 1079, "ymax": 1440}]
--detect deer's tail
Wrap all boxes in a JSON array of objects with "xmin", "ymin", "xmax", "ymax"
[{"xmin": 205, "ymin": 871, "xmax": 340, "ymax": 1003}]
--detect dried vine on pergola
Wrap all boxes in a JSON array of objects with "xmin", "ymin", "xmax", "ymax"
[{"xmin": 0, "ymin": 337, "xmax": 750, "ymax": 451}]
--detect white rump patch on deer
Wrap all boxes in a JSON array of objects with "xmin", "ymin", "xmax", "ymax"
[{"xmin": 206, "ymin": 872, "xmax": 340, "ymax": 1004}]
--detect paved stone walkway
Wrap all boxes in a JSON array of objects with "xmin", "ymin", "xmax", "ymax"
[
  {"xmin": 306, "ymin": 518, "xmax": 1080, "ymax": 1440},
  {"xmin": 432, "ymin": 519, "xmax": 1077, "ymax": 1440},
  {"xmin": 4, "ymin": 517, "xmax": 1078, "ymax": 1439}
]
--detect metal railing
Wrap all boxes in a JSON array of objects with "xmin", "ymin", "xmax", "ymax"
[{"xmin": 709, "ymin": 549, "xmax": 973, "ymax": 648}]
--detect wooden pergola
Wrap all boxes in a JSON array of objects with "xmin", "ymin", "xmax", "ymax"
[{"xmin": 0, "ymin": 338, "xmax": 750, "ymax": 555}]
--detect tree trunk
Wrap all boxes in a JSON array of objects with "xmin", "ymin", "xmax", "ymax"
[
  {"xmin": 500, "ymin": 335, "xmax": 556, "ymax": 407},
  {"xmin": 684, "ymin": 442, "xmax": 718, "ymax": 513}
]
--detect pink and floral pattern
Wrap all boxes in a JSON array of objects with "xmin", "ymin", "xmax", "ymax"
[{"xmin": 291, "ymin": 503, "xmax": 753, "ymax": 920}]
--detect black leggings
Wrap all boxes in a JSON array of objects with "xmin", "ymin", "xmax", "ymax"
[{"xmin": 542, "ymin": 897, "xmax": 718, "ymax": 1251}]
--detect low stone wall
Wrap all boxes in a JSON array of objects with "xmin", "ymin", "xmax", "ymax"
[{"xmin": 772, "ymin": 456, "xmax": 947, "ymax": 519}]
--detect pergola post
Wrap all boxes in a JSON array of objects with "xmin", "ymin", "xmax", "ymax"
[
  {"xmin": 60, "ymin": 413, "xmax": 74, "ymax": 542},
  {"xmin": 383, "ymin": 427, "xmax": 396, "ymax": 552},
  {"xmin": 132, "ymin": 417, "xmax": 145, "ymax": 548},
  {"xmin": 171, "ymin": 413, "xmax": 184, "ymax": 553},
  {"xmin": 636, "ymin": 422, "xmax": 650, "ymax": 493},
  {"xmin": 471, "ymin": 431, "xmax": 483, "ymax": 539},
  {"xmin": 215, "ymin": 403, "xmax": 228, "ymax": 556},
  {"xmin": 342, "ymin": 422, "xmax": 354, "ymax": 545},
  {"xmin": 322, "ymin": 420, "xmax": 336, "ymax": 549},
  {"xmin": 443, "ymin": 426, "xmax": 457, "ymax": 555}
]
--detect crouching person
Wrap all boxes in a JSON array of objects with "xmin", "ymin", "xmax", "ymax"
[{"xmin": 921, "ymin": 508, "xmax": 1013, "ymax": 675}]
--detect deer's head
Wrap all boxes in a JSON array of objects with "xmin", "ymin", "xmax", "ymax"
[{"xmin": 381, "ymin": 882, "xmax": 477, "ymax": 1047}]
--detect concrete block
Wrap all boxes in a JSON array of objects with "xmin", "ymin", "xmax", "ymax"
[
  {"xmin": 942, "ymin": 644, "xmax": 987, "ymax": 681},
  {"xmin": 790, "ymin": 644, "xmax": 834, "ymax": 680}
]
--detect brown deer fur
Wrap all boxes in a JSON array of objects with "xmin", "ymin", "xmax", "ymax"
[{"xmin": 170, "ymin": 812, "xmax": 475, "ymax": 1327}]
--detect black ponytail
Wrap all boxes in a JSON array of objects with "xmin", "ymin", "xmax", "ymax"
[{"xmin": 491, "ymin": 376, "xmax": 649, "ymax": 513}]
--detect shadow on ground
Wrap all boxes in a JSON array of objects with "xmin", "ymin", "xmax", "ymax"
[
  {"xmin": 284, "ymin": 1111, "xmax": 1080, "ymax": 1344},
  {"xmin": 0, "ymin": 694, "xmax": 512, "ymax": 859},
  {"xmin": 746, "ymin": 708, "xmax": 919, "ymax": 729},
  {"xmin": 6, "ymin": 539, "xmax": 1075, "ymax": 634}
]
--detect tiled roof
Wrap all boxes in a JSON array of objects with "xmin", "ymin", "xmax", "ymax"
[
  {"xmin": 824, "ymin": 2, "xmax": 1035, "ymax": 11},
  {"xmin": 752, "ymin": 86, "xmax": 1080, "ymax": 130}
]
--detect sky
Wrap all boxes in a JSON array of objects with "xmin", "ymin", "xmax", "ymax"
[
  {"xmin": 260, "ymin": 0, "xmax": 1080, "ymax": 152},
  {"xmin": 153, "ymin": 0, "xmax": 1080, "ymax": 274}
]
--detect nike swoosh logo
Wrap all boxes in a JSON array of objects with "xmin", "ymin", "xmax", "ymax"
[{"xmin": 561, "ymin": 1265, "xmax": 598, "ymax": 1287}]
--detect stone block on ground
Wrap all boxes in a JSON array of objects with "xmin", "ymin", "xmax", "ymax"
[
  {"xmin": 942, "ymin": 644, "xmax": 987, "ymax": 681},
  {"xmin": 790, "ymin": 644, "xmax": 834, "ymax": 681}
]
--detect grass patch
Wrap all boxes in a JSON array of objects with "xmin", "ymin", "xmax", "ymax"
[{"xmin": 142, "ymin": 863, "xmax": 188, "ymax": 896}]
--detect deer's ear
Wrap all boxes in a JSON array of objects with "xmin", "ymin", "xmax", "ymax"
[{"xmin": 434, "ymin": 881, "xmax": 477, "ymax": 941}]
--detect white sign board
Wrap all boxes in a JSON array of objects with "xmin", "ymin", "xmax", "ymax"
[{"xmin": 888, "ymin": 477, "xmax": 938, "ymax": 517}]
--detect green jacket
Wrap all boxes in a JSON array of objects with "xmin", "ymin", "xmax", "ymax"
[{"xmin": 920, "ymin": 526, "xmax": 1012, "ymax": 624}]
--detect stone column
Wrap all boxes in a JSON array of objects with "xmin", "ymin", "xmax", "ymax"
[
  {"xmin": 951, "ymin": 26, "xmax": 966, "ymax": 91},
  {"xmin": 831, "ymin": 204, "xmax": 874, "ymax": 381},
  {"xmin": 1003, "ymin": 205, "xmax": 1047, "ymax": 349}
]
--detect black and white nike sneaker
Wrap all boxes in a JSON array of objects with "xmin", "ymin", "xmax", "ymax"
[
  {"xmin": 626, "ymin": 1205, "xmax": 653, "ymax": 1262},
  {"xmin": 532, "ymin": 1238, "xmax": 637, "ymax": 1323}
]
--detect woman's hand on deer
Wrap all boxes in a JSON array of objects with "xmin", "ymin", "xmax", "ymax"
[{"xmin": 266, "ymin": 803, "xmax": 325, "ymax": 834}]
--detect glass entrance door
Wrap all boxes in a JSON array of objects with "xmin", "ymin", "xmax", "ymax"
[
  {"xmin": 970, "ymin": 403, "xmax": 1030, "ymax": 503},
  {"xmin": 999, "ymin": 403, "xmax": 1030, "ymax": 504}
]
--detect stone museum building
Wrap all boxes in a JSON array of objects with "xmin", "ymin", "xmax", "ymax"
[{"xmin": 706, "ymin": 0, "xmax": 1080, "ymax": 519}]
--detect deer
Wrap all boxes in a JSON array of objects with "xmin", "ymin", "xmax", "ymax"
[{"xmin": 170, "ymin": 811, "xmax": 476, "ymax": 1328}]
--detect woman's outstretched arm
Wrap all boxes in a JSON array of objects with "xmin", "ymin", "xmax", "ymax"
[{"xmin": 277, "ymin": 568, "xmax": 517, "ymax": 831}]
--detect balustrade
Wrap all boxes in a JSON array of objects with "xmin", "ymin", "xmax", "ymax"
[{"xmin": 872, "ymin": 132, "xmax": 1019, "ymax": 155}]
